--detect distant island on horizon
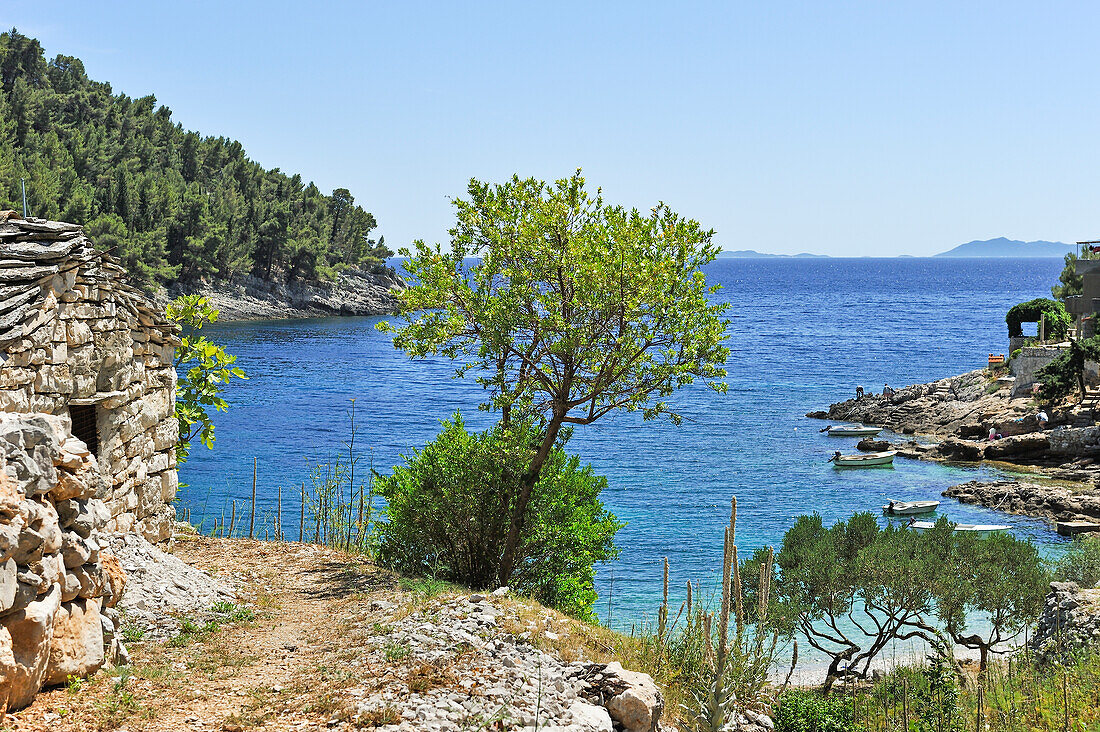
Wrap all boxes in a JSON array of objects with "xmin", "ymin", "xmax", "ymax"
[
  {"xmin": 933, "ymin": 237, "xmax": 1074, "ymax": 258},
  {"xmin": 717, "ymin": 250, "xmax": 830, "ymax": 259},
  {"xmin": 721, "ymin": 237, "xmax": 1075, "ymax": 259}
]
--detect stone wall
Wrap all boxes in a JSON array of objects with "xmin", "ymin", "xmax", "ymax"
[
  {"xmin": 1032, "ymin": 581, "xmax": 1100, "ymax": 664},
  {"xmin": 1049, "ymin": 425, "xmax": 1100, "ymax": 456},
  {"xmin": 1010, "ymin": 344, "xmax": 1069, "ymax": 396},
  {"xmin": 0, "ymin": 412, "xmax": 123, "ymax": 711},
  {"xmin": 0, "ymin": 217, "xmax": 178, "ymax": 542}
]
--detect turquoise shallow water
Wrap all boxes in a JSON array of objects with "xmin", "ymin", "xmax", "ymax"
[{"xmin": 179, "ymin": 257, "xmax": 1070, "ymax": 632}]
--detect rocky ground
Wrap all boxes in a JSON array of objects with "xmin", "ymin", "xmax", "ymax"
[
  {"xmin": 2, "ymin": 531, "xmax": 687, "ymax": 732},
  {"xmin": 165, "ymin": 267, "xmax": 405, "ymax": 321}
]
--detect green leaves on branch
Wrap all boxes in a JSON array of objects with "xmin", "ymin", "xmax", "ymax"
[
  {"xmin": 1052, "ymin": 251, "xmax": 1083, "ymax": 300},
  {"xmin": 166, "ymin": 295, "xmax": 247, "ymax": 462},
  {"xmin": 1005, "ymin": 298, "xmax": 1071, "ymax": 340},
  {"xmin": 380, "ymin": 169, "xmax": 731, "ymax": 429},
  {"xmin": 380, "ymin": 169, "xmax": 729, "ymax": 587}
]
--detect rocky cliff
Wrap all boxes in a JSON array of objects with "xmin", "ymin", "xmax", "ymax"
[{"xmin": 168, "ymin": 267, "xmax": 406, "ymax": 321}]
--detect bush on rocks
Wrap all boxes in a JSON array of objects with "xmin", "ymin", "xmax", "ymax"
[{"xmin": 375, "ymin": 413, "xmax": 621, "ymax": 619}]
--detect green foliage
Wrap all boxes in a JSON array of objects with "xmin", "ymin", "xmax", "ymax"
[
  {"xmin": 374, "ymin": 413, "xmax": 621, "ymax": 619},
  {"xmin": 1005, "ymin": 298, "xmax": 1071, "ymax": 339},
  {"xmin": 1053, "ymin": 535, "xmax": 1100, "ymax": 588},
  {"xmin": 166, "ymin": 295, "xmax": 246, "ymax": 462},
  {"xmin": 853, "ymin": 650, "xmax": 1100, "ymax": 731},
  {"xmin": 869, "ymin": 654, "xmax": 963, "ymax": 732},
  {"xmin": 774, "ymin": 689, "xmax": 855, "ymax": 732},
  {"xmin": 380, "ymin": 170, "xmax": 729, "ymax": 585},
  {"xmin": 772, "ymin": 513, "xmax": 939, "ymax": 690},
  {"xmin": 930, "ymin": 525, "xmax": 1047, "ymax": 669},
  {"xmin": 773, "ymin": 514, "xmax": 1048, "ymax": 689},
  {"xmin": 383, "ymin": 170, "xmax": 729, "ymax": 428},
  {"xmin": 1052, "ymin": 250, "xmax": 1083, "ymax": 299},
  {"xmin": 1036, "ymin": 335, "xmax": 1100, "ymax": 402},
  {"xmin": 0, "ymin": 29, "xmax": 391, "ymax": 289}
]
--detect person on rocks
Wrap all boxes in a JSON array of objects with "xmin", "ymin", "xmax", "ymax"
[
  {"xmin": 883, "ymin": 383, "xmax": 896, "ymax": 398},
  {"xmin": 1037, "ymin": 410, "xmax": 1049, "ymax": 430},
  {"xmin": 856, "ymin": 385, "xmax": 865, "ymax": 399}
]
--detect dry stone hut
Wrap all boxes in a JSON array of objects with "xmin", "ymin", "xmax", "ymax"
[{"xmin": 0, "ymin": 215, "xmax": 179, "ymax": 542}]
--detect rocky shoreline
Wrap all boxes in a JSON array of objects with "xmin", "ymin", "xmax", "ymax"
[
  {"xmin": 165, "ymin": 266, "xmax": 406, "ymax": 321},
  {"xmin": 943, "ymin": 479, "xmax": 1100, "ymax": 524},
  {"xmin": 810, "ymin": 368, "xmax": 1100, "ymax": 525}
]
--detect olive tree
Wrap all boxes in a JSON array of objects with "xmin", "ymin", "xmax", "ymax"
[
  {"xmin": 930, "ymin": 527, "xmax": 1047, "ymax": 672},
  {"xmin": 381, "ymin": 171, "xmax": 730, "ymax": 584},
  {"xmin": 772, "ymin": 514, "xmax": 944, "ymax": 692}
]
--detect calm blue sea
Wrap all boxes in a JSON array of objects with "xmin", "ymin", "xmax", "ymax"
[{"xmin": 179, "ymin": 257, "xmax": 1069, "ymax": 631}]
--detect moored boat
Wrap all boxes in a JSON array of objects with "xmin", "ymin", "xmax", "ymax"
[
  {"xmin": 830, "ymin": 450, "xmax": 896, "ymax": 467},
  {"xmin": 883, "ymin": 500, "xmax": 939, "ymax": 516},
  {"xmin": 908, "ymin": 520, "xmax": 1009, "ymax": 535},
  {"xmin": 826, "ymin": 424, "xmax": 883, "ymax": 437}
]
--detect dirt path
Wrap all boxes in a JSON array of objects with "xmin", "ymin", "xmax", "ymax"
[{"xmin": 4, "ymin": 537, "xmax": 398, "ymax": 732}]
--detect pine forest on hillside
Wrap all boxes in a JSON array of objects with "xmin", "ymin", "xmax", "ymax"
[{"xmin": 0, "ymin": 29, "xmax": 391, "ymax": 289}]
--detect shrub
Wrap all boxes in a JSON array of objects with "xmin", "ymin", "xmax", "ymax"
[
  {"xmin": 1037, "ymin": 336, "xmax": 1100, "ymax": 402},
  {"xmin": 774, "ymin": 689, "xmax": 855, "ymax": 732},
  {"xmin": 1053, "ymin": 535, "xmax": 1100, "ymax": 588},
  {"xmin": 1006, "ymin": 298, "xmax": 1071, "ymax": 340},
  {"xmin": 374, "ymin": 413, "xmax": 621, "ymax": 619}
]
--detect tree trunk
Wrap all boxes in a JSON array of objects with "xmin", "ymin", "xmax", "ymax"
[
  {"xmin": 497, "ymin": 416, "xmax": 564, "ymax": 586},
  {"xmin": 822, "ymin": 646, "xmax": 856, "ymax": 695}
]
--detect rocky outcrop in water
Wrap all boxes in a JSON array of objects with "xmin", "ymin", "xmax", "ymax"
[
  {"xmin": 168, "ymin": 267, "xmax": 406, "ymax": 321},
  {"xmin": 943, "ymin": 479, "xmax": 1100, "ymax": 523},
  {"xmin": 813, "ymin": 370, "xmax": 1044, "ymax": 439}
]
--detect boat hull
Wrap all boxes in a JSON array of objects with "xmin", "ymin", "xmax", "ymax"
[
  {"xmin": 828, "ymin": 426, "xmax": 882, "ymax": 437},
  {"xmin": 833, "ymin": 450, "xmax": 896, "ymax": 467},
  {"xmin": 883, "ymin": 501, "xmax": 939, "ymax": 516},
  {"xmin": 909, "ymin": 521, "xmax": 1009, "ymax": 536}
]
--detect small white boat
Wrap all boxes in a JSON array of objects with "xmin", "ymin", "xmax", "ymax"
[
  {"xmin": 883, "ymin": 500, "xmax": 939, "ymax": 516},
  {"xmin": 830, "ymin": 450, "xmax": 896, "ymax": 467},
  {"xmin": 827, "ymin": 424, "xmax": 883, "ymax": 437},
  {"xmin": 908, "ymin": 521, "xmax": 1009, "ymax": 535}
]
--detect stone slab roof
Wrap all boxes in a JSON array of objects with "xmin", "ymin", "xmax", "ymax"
[{"xmin": 0, "ymin": 215, "xmax": 174, "ymax": 350}]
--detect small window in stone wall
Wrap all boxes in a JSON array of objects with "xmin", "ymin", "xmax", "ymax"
[{"xmin": 69, "ymin": 404, "xmax": 99, "ymax": 457}]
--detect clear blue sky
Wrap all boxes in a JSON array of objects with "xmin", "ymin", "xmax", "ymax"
[{"xmin": 11, "ymin": 2, "xmax": 1100, "ymax": 256}]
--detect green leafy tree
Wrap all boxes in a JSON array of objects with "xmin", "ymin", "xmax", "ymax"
[
  {"xmin": 931, "ymin": 528, "xmax": 1047, "ymax": 671},
  {"xmin": 0, "ymin": 28, "xmax": 391, "ymax": 289},
  {"xmin": 166, "ymin": 295, "xmax": 247, "ymax": 462},
  {"xmin": 1053, "ymin": 534, "xmax": 1100, "ymax": 588},
  {"xmin": 1052, "ymin": 250, "xmax": 1083, "ymax": 300},
  {"xmin": 772, "ymin": 514, "xmax": 943, "ymax": 692},
  {"xmin": 374, "ymin": 413, "xmax": 621, "ymax": 619},
  {"xmin": 1005, "ymin": 297, "xmax": 1071, "ymax": 340},
  {"xmin": 381, "ymin": 170, "xmax": 729, "ymax": 585},
  {"xmin": 1036, "ymin": 335, "xmax": 1100, "ymax": 402}
]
